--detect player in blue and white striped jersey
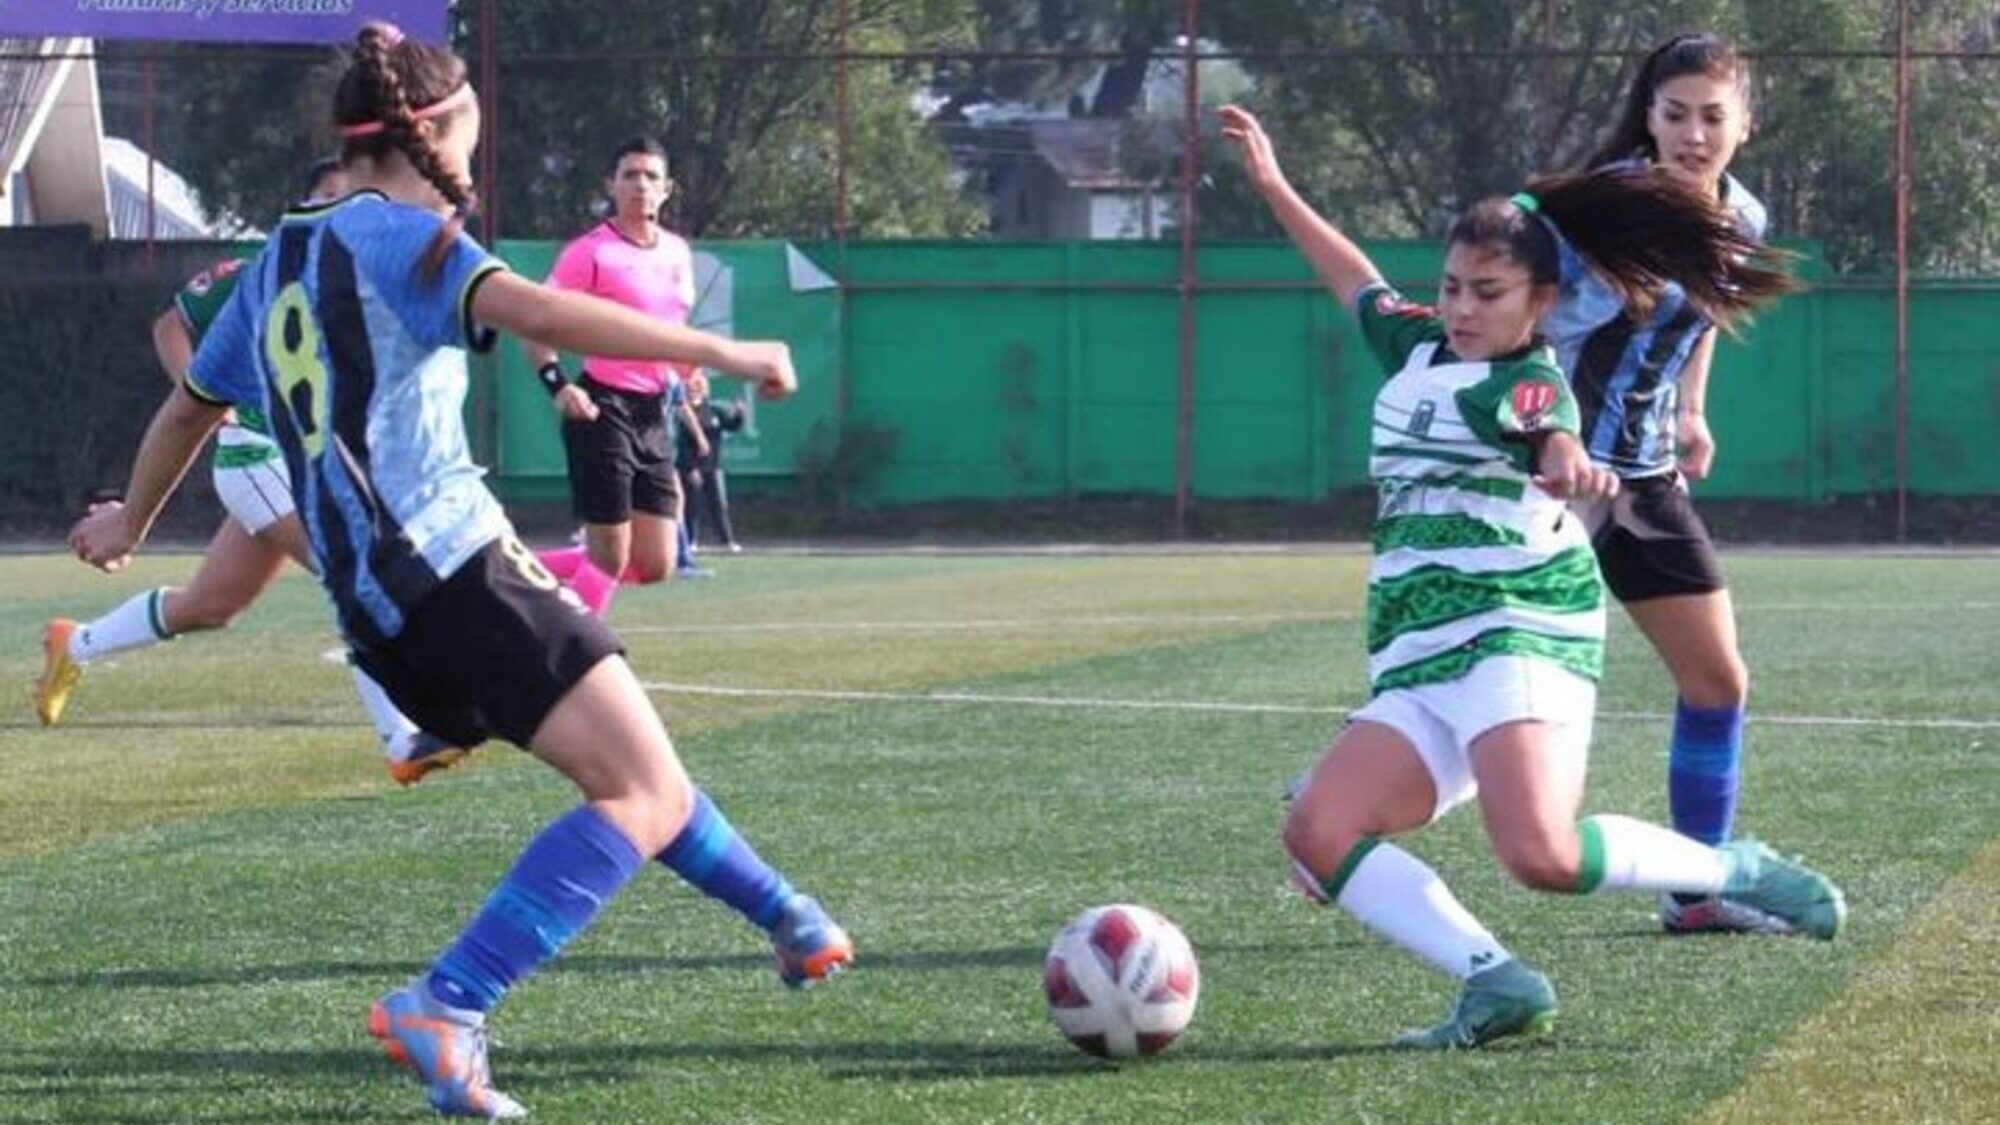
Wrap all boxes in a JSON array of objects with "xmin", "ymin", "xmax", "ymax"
[
  {"xmin": 1548, "ymin": 33, "xmax": 1790, "ymax": 935},
  {"xmin": 69, "ymin": 24, "xmax": 849, "ymax": 1118}
]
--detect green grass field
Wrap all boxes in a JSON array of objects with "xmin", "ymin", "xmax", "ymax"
[{"xmin": 1, "ymin": 549, "xmax": 1994, "ymax": 1123}]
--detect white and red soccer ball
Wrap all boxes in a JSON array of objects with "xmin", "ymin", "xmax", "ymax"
[{"xmin": 1043, "ymin": 903, "xmax": 1200, "ymax": 1059}]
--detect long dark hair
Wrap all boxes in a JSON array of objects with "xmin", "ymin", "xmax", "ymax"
[
  {"xmin": 1449, "ymin": 167, "xmax": 1796, "ymax": 335},
  {"xmin": 333, "ymin": 23, "xmax": 475, "ymax": 277},
  {"xmin": 1586, "ymin": 33, "xmax": 1752, "ymax": 171}
]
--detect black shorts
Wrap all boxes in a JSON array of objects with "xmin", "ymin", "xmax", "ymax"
[
  {"xmin": 561, "ymin": 373, "xmax": 682, "ymax": 525},
  {"xmin": 1576, "ymin": 473, "xmax": 1727, "ymax": 603},
  {"xmin": 351, "ymin": 535, "xmax": 625, "ymax": 748}
]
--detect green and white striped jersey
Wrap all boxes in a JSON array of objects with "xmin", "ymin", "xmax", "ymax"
[
  {"xmin": 173, "ymin": 260, "xmax": 279, "ymax": 468},
  {"xmin": 1354, "ymin": 282, "xmax": 1605, "ymax": 695}
]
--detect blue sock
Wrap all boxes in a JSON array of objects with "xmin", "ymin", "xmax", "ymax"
[
  {"xmin": 1669, "ymin": 699, "xmax": 1744, "ymax": 847},
  {"xmin": 427, "ymin": 805, "xmax": 646, "ymax": 1013},
  {"xmin": 676, "ymin": 518, "xmax": 695, "ymax": 569},
  {"xmin": 656, "ymin": 789, "xmax": 795, "ymax": 931}
]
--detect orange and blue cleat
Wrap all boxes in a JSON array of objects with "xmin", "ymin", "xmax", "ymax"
[
  {"xmin": 368, "ymin": 982, "xmax": 527, "ymax": 1120},
  {"xmin": 387, "ymin": 733, "xmax": 474, "ymax": 787},
  {"xmin": 772, "ymin": 894, "xmax": 855, "ymax": 988}
]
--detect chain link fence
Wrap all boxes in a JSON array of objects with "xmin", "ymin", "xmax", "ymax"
[{"xmin": 3, "ymin": 1, "xmax": 1994, "ymax": 538}]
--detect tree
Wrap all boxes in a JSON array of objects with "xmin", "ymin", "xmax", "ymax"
[
  {"xmin": 927, "ymin": 0, "xmax": 1180, "ymax": 119},
  {"xmin": 480, "ymin": 0, "xmax": 984, "ymax": 238},
  {"xmin": 1196, "ymin": 1, "xmax": 1732, "ymax": 239},
  {"xmin": 1194, "ymin": 0, "xmax": 2000, "ymax": 273},
  {"xmin": 117, "ymin": 0, "xmax": 987, "ymax": 240}
]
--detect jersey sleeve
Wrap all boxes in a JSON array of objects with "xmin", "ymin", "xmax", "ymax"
[
  {"xmin": 1453, "ymin": 351, "xmax": 1580, "ymax": 474},
  {"xmin": 544, "ymin": 235, "xmax": 596, "ymax": 294},
  {"xmin": 1352, "ymin": 281, "xmax": 1446, "ymax": 374},
  {"xmin": 1466, "ymin": 352, "xmax": 1580, "ymax": 439},
  {"xmin": 1725, "ymin": 176, "xmax": 1770, "ymax": 243},
  {"xmin": 169, "ymin": 259, "xmax": 246, "ymax": 341},
  {"xmin": 185, "ymin": 277, "xmax": 261, "ymax": 408},
  {"xmin": 359, "ymin": 209, "xmax": 510, "ymax": 354},
  {"xmin": 1493, "ymin": 356, "xmax": 1580, "ymax": 439}
]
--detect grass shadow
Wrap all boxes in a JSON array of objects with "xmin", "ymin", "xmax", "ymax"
[{"xmin": 10, "ymin": 939, "xmax": 1338, "ymax": 992}]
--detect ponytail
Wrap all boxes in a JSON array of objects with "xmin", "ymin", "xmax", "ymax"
[
  {"xmin": 334, "ymin": 22, "xmax": 477, "ymax": 278},
  {"xmin": 1532, "ymin": 168, "xmax": 1794, "ymax": 334},
  {"xmin": 1449, "ymin": 167, "xmax": 1796, "ymax": 335}
]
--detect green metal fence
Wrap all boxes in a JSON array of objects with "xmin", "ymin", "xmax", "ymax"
[{"xmin": 473, "ymin": 240, "xmax": 2000, "ymax": 506}]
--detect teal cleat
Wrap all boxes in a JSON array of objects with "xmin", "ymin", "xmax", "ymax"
[
  {"xmin": 369, "ymin": 982, "xmax": 527, "ymax": 1120},
  {"xmin": 1661, "ymin": 893, "xmax": 1797, "ymax": 936},
  {"xmin": 771, "ymin": 894, "xmax": 855, "ymax": 989},
  {"xmin": 1720, "ymin": 840, "xmax": 1847, "ymax": 941},
  {"xmin": 1393, "ymin": 960, "xmax": 1558, "ymax": 1050}
]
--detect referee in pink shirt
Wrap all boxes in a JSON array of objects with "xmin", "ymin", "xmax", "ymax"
[{"xmin": 530, "ymin": 137, "xmax": 712, "ymax": 614}]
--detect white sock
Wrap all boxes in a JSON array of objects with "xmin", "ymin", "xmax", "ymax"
[
  {"xmin": 70, "ymin": 589, "xmax": 175, "ymax": 663},
  {"xmin": 348, "ymin": 663, "xmax": 420, "ymax": 761},
  {"xmin": 1579, "ymin": 814, "xmax": 1728, "ymax": 894},
  {"xmin": 1328, "ymin": 841, "xmax": 1512, "ymax": 981}
]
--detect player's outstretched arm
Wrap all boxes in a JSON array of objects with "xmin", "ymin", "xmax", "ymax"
[
  {"xmin": 472, "ymin": 273, "xmax": 797, "ymax": 400},
  {"xmin": 151, "ymin": 311, "xmax": 193, "ymax": 386},
  {"xmin": 1217, "ymin": 105, "xmax": 1382, "ymax": 310},
  {"xmin": 69, "ymin": 385, "xmax": 226, "ymax": 571}
]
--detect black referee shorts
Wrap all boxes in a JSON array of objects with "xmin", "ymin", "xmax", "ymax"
[{"xmin": 561, "ymin": 372, "xmax": 682, "ymax": 526}]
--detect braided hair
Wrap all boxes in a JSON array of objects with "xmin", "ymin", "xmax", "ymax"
[
  {"xmin": 333, "ymin": 23, "xmax": 476, "ymax": 277},
  {"xmin": 1449, "ymin": 167, "xmax": 1796, "ymax": 335}
]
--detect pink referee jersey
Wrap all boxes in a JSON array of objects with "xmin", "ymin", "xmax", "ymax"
[{"xmin": 545, "ymin": 220, "xmax": 697, "ymax": 394}]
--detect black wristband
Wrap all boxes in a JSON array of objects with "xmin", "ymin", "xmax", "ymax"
[{"xmin": 536, "ymin": 361, "xmax": 570, "ymax": 398}]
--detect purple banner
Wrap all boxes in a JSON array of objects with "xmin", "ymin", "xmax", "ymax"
[{"xmin": 0, "ymin": 2, "xmax": 451, "ymax": 45}]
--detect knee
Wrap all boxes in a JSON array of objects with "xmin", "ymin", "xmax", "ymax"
[
  {"xmin": 1281, "ymin": 804, "xmax": 1367, "ymax": 891},
  {"xmin": 595, "ymin": 774, "xmax": 694, "ymax": 855},
  {"xmin": 1490, "ymin": 827, "xmax": 1582, "ymax": 893},
  {"xmin": 1678, "ymin": 655, "xmax": 1749, "ymax": 710}
]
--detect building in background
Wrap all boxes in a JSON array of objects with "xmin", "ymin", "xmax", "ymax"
[
  {"xmin": 0, "ymin": 37, "xmax": 109, "ymax": 235},
  {"xmin": 1, "ymin": 37, "xmax": 242, "ymax": 241},
  {"xmin": 939, "ymin": 116, "xmax": 1175, "ymax": 240}
]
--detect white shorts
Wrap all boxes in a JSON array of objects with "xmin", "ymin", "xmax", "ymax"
[
  {"xmin": 212, "ymin": 457, "xmax": 296, "ymax": 535},
  {"xmin": 1349, "ymin": 655, "xmax": 1596, "ymax": 822}
]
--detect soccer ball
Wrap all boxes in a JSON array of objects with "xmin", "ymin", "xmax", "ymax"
[{"xmin": 1043, "ymin": 903, "xmax": 1200, "ymax": 1059}]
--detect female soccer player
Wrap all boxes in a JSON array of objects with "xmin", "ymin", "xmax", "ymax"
[
  {"xmin": 34, "ymin": 162, "xmax": 464, "ymax": 784},
  {"xmin": 1552, "ymin": 33, "xmax": 1778, "ymax": 934},
  {"xmin": 70, "ymin": 25, "xmax": 850, "ymax": 1117},
  {"xmin": 1222, "ymin": 104, "xmax": 1843, "ymax": 1050},
  {"xmin": 527, "ymin": 137, "xmax": 706, "ymax": 614}
]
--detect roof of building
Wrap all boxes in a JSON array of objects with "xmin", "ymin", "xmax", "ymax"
[
  {"xmin": 938, "ymin": 117, "xmax": 1155, "ymax": 192},
  {"xmin": 0, "ymin": 37, "xmax": 71, "ymax": 183}
]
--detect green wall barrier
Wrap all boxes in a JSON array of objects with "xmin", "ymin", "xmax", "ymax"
[
  {"xmin": 477, "ymin": 240, "xmax": 1998, "ymax": 506},
  {"xmin": 484, "ymin": 239, "xmax": 839, "ymax": 502}
]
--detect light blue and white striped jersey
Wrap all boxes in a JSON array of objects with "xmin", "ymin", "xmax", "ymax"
[
  {"xmin": 1541, "ymin": 163, "xmax": 1768, "ymax": 478},
  {"xmin": 188, "ymin": 190, "xmax": 512, "ymax": 645}
]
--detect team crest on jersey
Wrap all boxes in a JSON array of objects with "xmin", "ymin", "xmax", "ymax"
[
  {"xmin": 1373, "ymin": 290, "xmax": 1435, "ymax": 321},
  {"xmin": 187, "ymin": 259, "xmax": 244, "ymax": 297},
  {"xmin": 1409, "ymin": 400, "xmax": 1437, "ymax": 437},
  {"xmin": 1511, "ymin": 380, "xmax": 1560, "ymax": 430}
]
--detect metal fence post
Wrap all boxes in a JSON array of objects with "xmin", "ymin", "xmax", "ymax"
[{"xmin": 1173, "ymin": 0, "xmax": 1201, "ymax": 538}]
